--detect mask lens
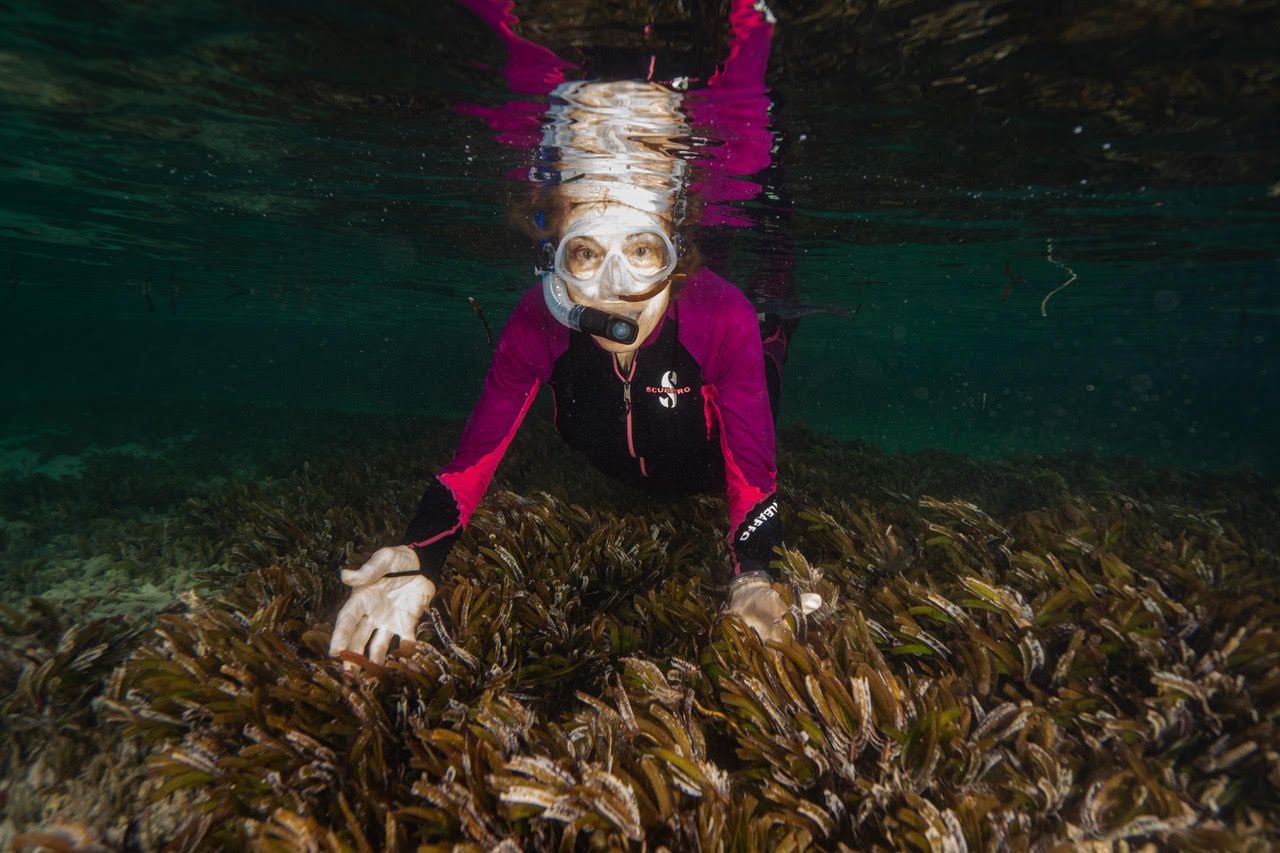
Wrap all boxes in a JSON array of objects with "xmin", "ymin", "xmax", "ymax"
[
  {"xmin": 623, "ymin": 232, "xmax": 670, "ymax": 275},
  {"xmin": 562, "ymin": 236, "xmax": 605, "ymax": 279},
  {"xmin": 555, "ymin": 227, "xmax": 676, "ymax": 285}
]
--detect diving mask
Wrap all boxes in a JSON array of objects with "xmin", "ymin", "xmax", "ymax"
[{"xmin": 552, "ymin": 207, "xmax": 677, "ymax": 301}]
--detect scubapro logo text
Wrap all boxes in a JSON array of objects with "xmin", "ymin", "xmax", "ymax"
[
  {"xmin": 738, "ymin": 501, "xmax": 778, "ymax": 542},
  {"xmin": 646, "ymin": 370, "xmax": 692, "ymax": 409}
]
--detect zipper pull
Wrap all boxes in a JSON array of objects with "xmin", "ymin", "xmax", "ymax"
[{"xmin": 622, "ymin": 382, "xmax": 632, "ymax": 411}]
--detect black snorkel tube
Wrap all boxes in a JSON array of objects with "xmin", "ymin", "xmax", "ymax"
[{"xmin": 541, "ymin": 270, "xmax": 639, "ymax": 345}]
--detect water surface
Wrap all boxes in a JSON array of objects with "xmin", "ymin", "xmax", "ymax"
[{"xmin": 1, "ymin": 0, "xmax": 1277, "ymax": 473}]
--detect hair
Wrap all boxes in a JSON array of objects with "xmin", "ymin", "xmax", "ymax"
[{"xmin": 508, "ymin": 184, "xmax": 704, "ymax": 299}]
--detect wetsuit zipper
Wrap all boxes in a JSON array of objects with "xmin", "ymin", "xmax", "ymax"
[{"xmin": 613, "ymin": 353, "xmax": 647, "ymax": 476}]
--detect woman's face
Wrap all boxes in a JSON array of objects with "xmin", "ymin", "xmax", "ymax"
[{"xmin": 558, "ymin": 201, "xmax": 673, "ymax": 353}]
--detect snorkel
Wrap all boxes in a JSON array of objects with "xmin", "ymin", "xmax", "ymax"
[
  {"xmin": 541, "ymin": 268, "xmax": 639, "ymax": 344},
  {"xmin": 537, "ymin": 208, "xmax": 643, "ymax": 345},
  {"xmin": 540, "ymin": 205, "xmax": 679, "ymax": 345}
]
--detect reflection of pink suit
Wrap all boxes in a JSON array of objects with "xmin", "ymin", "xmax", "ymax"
[{"xmin": 452, "ymin": 0, "xmax": 777, "ymax": 226}]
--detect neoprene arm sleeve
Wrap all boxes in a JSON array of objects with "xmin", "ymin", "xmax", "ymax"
[
  {"xmin": 690, "ymin": 278, "xmax": 783, "ymax": 579},
  {"xmin": 400, "ymin": 288, "xmax": 558, "ymax": 581}
]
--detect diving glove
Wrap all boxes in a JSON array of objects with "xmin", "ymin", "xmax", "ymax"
[
  {"xmin": 725, "ymin": 571, "xmax": 823, "ymax": 643},
  {"xmin": 329, "ymin": 545, "xmax": 435, "ymax": 665},
  {"xmin": 725, "ymin": 571, "xmax": 790, "ymax": 642}
]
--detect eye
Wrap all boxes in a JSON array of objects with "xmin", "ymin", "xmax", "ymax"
[
  {"xmin": 573, "ymin": 246, "xmax": 596, "ymax": 262},
  {"xmin": 624, "ymin": 235, "xmax": 668, "ymax": 270}
]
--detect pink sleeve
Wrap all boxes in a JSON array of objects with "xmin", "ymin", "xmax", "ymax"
[
  {"xmin": 437, "ymin": 286, "xmax": 567, "ymax": 522},
  {"xmin": 680, "ymin": 272, "xmax": 777, "ymax": 536},
  {"xmin": 451, "ymin": 0, "xmax": 579, "ymax": 151},
  {"xmin": 455, "ymin": 0, "xmax": 576, "ymax": 94}
]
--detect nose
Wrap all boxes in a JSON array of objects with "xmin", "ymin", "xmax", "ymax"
[{"xmin": 600, "ymin": 254, "xmax": 630, "ymax": 298}]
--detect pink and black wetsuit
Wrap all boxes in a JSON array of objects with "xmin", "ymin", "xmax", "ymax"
[
  {"xmin": 402, "ymin": 269, "xmax": 781, "ymax": 582},
  {"xmin": 403, "ymin": 1, "xmax": 791, "ymax": 582}
]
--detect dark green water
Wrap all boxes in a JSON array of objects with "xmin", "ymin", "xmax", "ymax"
[
  {"xmin": 2, "ymin": 5, "xmax": 1279, "ymax": 847},
  {"xmin": 2, "ymin": 0, "xmax": 1278, "ymax": 476}
]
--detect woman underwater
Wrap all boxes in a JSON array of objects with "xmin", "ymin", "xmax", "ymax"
[{"xmin": 330, "ymin": 1, "xmax": 812, "ymax": 665}]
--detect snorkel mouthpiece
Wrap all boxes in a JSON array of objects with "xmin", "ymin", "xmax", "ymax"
[
  {"xmin": 542, "ymin": 271, "xmax": 639, "ymax": 345},
  {"xmin": 573, "ymin": 306, "xmax": 638, "ymax": 345},
  {"xmin": 608, "ymin": 316, "xmax": 638, "ymax": 344}
]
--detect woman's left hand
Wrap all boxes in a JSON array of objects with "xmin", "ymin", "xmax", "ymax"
[
  {"xmin": 725, "ymin": 571, "xmax": 790, "ymax": 642},
  {"xmin": 725, "ymin": 571, "xmax": 824, "ymax": 643}
]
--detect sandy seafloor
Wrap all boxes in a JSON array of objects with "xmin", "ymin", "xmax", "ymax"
[{"xmin": 1, "ymin": 406, "xmax": 1277, "ymax": 850}]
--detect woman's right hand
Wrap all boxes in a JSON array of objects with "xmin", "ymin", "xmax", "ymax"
[{"xmin": 329, "ymin": 546, "xmax": 435, "ymax": 665}]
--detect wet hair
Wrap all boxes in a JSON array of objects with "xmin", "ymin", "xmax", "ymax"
[{"xmin": 509, "ymin": 184, "xmax": 703, "ymax": 299}]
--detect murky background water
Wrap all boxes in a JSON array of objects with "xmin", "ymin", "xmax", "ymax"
[
  {"xmin": 2, "ymin": 0, "xmax": 1277, "ymax": 475},
  {"xmin": 2, "ymin": 4, "xmax": 1279, "ymax": 846}
]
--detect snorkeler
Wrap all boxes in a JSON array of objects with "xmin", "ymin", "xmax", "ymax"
[{"xmin": 331, "ymin": 0, "xmax": 807, "ymax": 665}]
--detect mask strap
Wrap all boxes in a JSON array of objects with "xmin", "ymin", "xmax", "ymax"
[
  {"xmin": 536, "ymin": 237, "xmax": 554, "ymax": 273},
  {"xmin": 533, "ymin": 210, "xmax": 555, "ymax": 273},
  {"xmin": 615, "ymin": 276, "xmax": 672, "ymax": 304}
]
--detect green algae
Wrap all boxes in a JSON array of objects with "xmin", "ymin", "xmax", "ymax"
[{"xmin": 2, "ymin": 415, "xmax": 1278, "ymax": 849}]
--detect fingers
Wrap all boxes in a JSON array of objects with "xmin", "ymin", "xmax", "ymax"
[
  {"xmin": 407, "ymin": 576, "xmax": 436, "ymax": 612},
  {"xmin": 367, "ymin": 627, "xmax": 394, "ymax": 665},
  {"xmin": 331, "ymin": 573, "xmax": 435, "ymax": 671},
  {"xmin": 391, "ymin": 605, "xmax": 421, "ymax": 640},
  {"xmin": 349, "ymin": 615, "xmax": 375, "ymax": 661},
  {"xmin": 329, "ymin": 598, "xmax": 364, "ymax": 656}
]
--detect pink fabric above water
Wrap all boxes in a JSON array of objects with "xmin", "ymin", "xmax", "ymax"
[
  {"xmin": 455, "ymin": 0, "xmax": 576, "ymax": 94},
  {"xmin": 452, "ymin": 0, "xmax": 776, "ymax": 226},
  {"xmin": 685, "ymin": 0, "xmax": 775, "ymax": 224}
]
